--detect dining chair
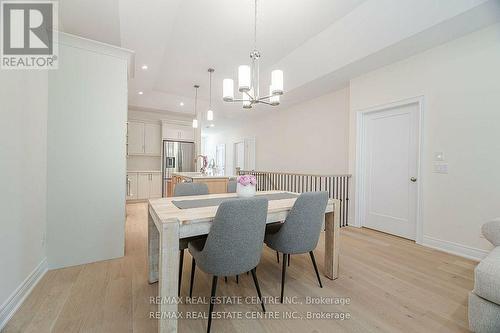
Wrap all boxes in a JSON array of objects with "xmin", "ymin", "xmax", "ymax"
[
  {"xmin": 264, "ymin": 191, "xmax": 328, "ymax": 303},
  {"xmin": 188, "ymin": 197, "xmax": 268, "ymax": 333},
  {"xmin": 174, "ymin": 182, "xmax": 209, "ymax": 296},
  {"xmin": 227, "ymin": 179, "xmax": 237, "ymax": 193},
  {"xmin": 173, "ymin": 182, "xmax": 209, "ymax": 197}
]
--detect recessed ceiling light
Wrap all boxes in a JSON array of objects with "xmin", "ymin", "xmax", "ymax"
[
  {"xmin": 209, "ymin": 124, "xmax": 215, "ymax": 128},
  {"xmin": 179, "ymin": 102, "xmax": 184, "ymax": 106},
  {"xmin": 141, "ymin": 65, "xmax": 148, "ymax": 70},
  {"xmin": 138, "ymin": 91, "xmax": 144, "ymax": 95}
]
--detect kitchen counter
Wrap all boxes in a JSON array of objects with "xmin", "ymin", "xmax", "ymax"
[
  {"xmin": 171, "ymin": 172, "xmax": 234, "ymax": 180},
  {"xmin": 170, "ymin": 172, "xmax": 234, "ymax": 196}
]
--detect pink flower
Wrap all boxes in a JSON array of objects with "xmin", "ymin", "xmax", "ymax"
[{"xmin": 237, "ymin": 175, "xmax": 256, "ymax": 186}]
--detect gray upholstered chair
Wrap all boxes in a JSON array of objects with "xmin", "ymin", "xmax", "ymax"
[
  {"xmin": 174, "ymin": 182, "xmax": 209, "ymax": 296},
  {"xmin": 173, "ymin": 182, "xmax": 209, "ymax": 197},
  {"xmin": 265, "ymin": 191, "xmax": 328, "ymax": 302},
  {"xmin": 188, "ymin": 197, "xmax": 268, "ymax": 333},
  {"xmin": 227, "ymin": 179, "xmax": 237, "ymax": 193},
  {"xmin": 469, "ymin": 218, "xmax": 500, "ymax": 333}
]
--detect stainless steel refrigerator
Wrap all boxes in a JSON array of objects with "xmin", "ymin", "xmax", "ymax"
[{"xmin": 162, "ymin": 141, "xmax": 195, "ymax": 196}]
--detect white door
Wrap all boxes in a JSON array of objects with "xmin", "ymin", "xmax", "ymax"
[
  {"xmin": 137, "ymin": 173, "xmax": 150, "ymax": 200},
  {"xmin": 149, "ymin": 173, "xmax": 162, "ymax": 198},
  {"xmin": 144, "ymin": 123, "xmax": 161, "ymax": 155},
  {"xmin": 235, "ymin": 142, "xmax": 245, "ymax": 171},
  {"xmin": 362, "ymin": 103, "xmax": 419, "ymax": 240},
  {"xmin": 127, "ymin": 121, "xmax": 144, "ymax": 155},
  {"xmin": 216, "ymin": 144, "xmax": 226, "ymax": 174},
  {"xmin": 244, "ymin": 138, "xmax": 256, "ymax": 170}
]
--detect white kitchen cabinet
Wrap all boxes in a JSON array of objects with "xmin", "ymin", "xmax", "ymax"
[
  {"xmin": 126, "ymin": 173, "xmax": 138, "ymax": 200},
  {"xmin": 162, "ymin": 122, "xmax": 195, "ymax": 142},
  {"xmin": 127, "ymin": 121, "xmax": 145, "ymax": 155},
  {"xmin": 127, "ymin": 121, "xmax": 161, "ymax": 156},
  {"xmin": 137, "ymin": 173, "xmax": 150, "ymax": 200},
  {"xmin": 144, "ymin": 123, "xmax": 162, "ymax": 155},
  {"xmin": 128, "ymin": 172, "xmax": 162, "ymax": 201},
  {"xmin": 149, "ymin": 173, "xmax": 162, "ymax": 198}
]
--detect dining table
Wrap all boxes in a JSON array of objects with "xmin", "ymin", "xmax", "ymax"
[{"xmin": 147, "ymin": 190, "xmax": 340, "ymax": 333}]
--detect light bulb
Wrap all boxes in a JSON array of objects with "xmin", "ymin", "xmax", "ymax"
[
  {"xmin": 223, "ymin": 79, "xmax": 234, "ymax": 101},
  {"xmin": 192, "ymin": 119, "xmax": 198, "ymax": 128},
  {"xmin": 207, "ymin": 109, "xmax": 214, "ymax": 121},
  {"xmin": 269, "ymin": 86, "xmax": 279, "ymax": 106},
  {"xmin": 271, "ymin": 70, "xmax": 283, "ymax": 95},
  {"xmin": 238, "ymin": 65, "xmax": 251, "ymax": 92}
]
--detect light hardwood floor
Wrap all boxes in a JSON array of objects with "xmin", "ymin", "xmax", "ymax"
[{"xmin": 3, "ymin": 203, "xmax": 476, "ymax": 333}]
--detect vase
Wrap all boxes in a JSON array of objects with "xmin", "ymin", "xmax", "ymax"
[{"xmin": 236, "ymin": 183, "xmax": 256, "ymax": 198}]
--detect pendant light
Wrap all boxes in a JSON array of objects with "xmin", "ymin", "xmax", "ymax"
[
  {"xmin": 222, "ymin": 0, "xmax": 283, "ymax": 108},
  {"xmin": 192, "ymin": 84, "xmax": 200, "ymax": 128},
  {"xmin": 207, "ymin": 68, "xmax": 214, "ymax": 121}
]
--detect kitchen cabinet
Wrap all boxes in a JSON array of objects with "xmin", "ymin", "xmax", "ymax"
[
  {"xmin": 144, "ymin": 123, "xmax": 162, "ymax": 155},
  {"xmin": 126, "ymin": 173, "xmax": 138, "ymax": 200},
  {"xmin": 150, "ymin": 173, "xmax": 162, "ymax": 198},
  {"xmin": 137, "ymin": 173, "xmax": 150, "ymax": 200},
  {"xmin": 127, "ymin": 122, "xmax": 144, "ymax": 155},
  {"xmin": 171, "ymin": 173, "xmax": 230, "ymax": 195},
  {"xmin": 162, "ymin": 122, "xmax": 195, "ymax": 142},
  {"xmin": 127, "ymin": 121, "xmax": 161, "ymax": 156},
  {"xmin": 128, "ymin": 171, "xmax": 162, "ymax": 201}
]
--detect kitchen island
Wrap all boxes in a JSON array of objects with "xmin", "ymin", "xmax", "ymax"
[{"xmin": 170, "ymin": 172, "xmax": 234, "ymax": 196}]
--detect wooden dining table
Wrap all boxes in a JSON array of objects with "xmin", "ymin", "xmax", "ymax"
[{"xmin": 147, "ymin": 190, "xmax": 340, "ymax": 333}]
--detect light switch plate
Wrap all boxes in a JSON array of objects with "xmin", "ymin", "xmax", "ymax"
[
  {"xmin": 433, "ymin": 163, "xmax": 448, "ymax": 174},
  {"xmin": 434, "ymin": 152, "xmax": 445, "ymax": 161}
]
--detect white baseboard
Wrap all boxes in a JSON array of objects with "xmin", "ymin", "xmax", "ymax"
[
  {"xmin": 422, "ymin": 236, "xmax": 489, "ymax": 261},
  {"xmin": 0, "ymin": 258, "xmax": 48, "ymax": 330}
]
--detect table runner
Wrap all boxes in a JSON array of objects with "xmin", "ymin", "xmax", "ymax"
[{"xmin": 172, "ymin": 192, "xmax": 298, "ymax": 209}]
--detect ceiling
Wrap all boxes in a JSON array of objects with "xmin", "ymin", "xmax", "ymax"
[{"xmin": 59, "ymin": 0, "xmax": 500, "ymax": 128}]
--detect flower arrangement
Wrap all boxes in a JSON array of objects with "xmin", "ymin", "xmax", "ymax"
[
  {"xmin": 237, "ymin": 175, "xmax": 257, "ymax": 186},
  {"xmin": 236, "ymin": 175, "xmax": 257, "ymax": 197}
]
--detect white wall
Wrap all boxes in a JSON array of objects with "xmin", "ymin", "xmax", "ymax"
[
  {"xmin": 349, "ymin": 24, "xmax": 500, "ymax": 256},
  {"xmin": 46, "ymin": 36, "xmax": 130, "ymax": 268},
  {"xmin": 207, "ymin": 87, "xmax": 350, "ymax": 175},
  {"xmin": 0, "ymin": 71, "xmax": 48, "ymax": 319}
]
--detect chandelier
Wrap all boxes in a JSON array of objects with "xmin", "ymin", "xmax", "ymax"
[{"xmin": 222, "ymin": 0, "xmax": 283, "ymax": 109}]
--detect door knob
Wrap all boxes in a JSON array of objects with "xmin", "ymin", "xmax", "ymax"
[{"xmin": 410, "ymin": 177, "xmax": 417, "ymax": 182}]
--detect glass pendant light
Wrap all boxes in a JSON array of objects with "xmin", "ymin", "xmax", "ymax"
[
  {"xmin": 192, "ymin": 84, "xmax": 199, "ymax": 128},
  {"xmin": 223, "ymin": 78, "xmax": 234, "ymax": 101},
  {"xmin": 207, "ymin": 68, "xmax": 215, "ymax": 121},
  {"xmin": 271, "ymin": 70, "xmax": 284, "ymax": 95},
  {"xmin": 269, "ymin": 85, "xmax": 279, "ymax": 106},
  {"xmin": 238, "ymin": 65, "xmax": 251, "ymax": 92}
]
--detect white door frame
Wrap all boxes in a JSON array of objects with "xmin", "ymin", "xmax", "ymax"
[
  {"xmin": 233, "ymin": 137, "xmax": 256, "ymax": 172},
  {"xmin": 354, "ymin": 96, "xmax": 424, "ymax": 244},
  {"xmin": 234, "ymin": 141, "xmax": 245, "ymax": 172}
]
